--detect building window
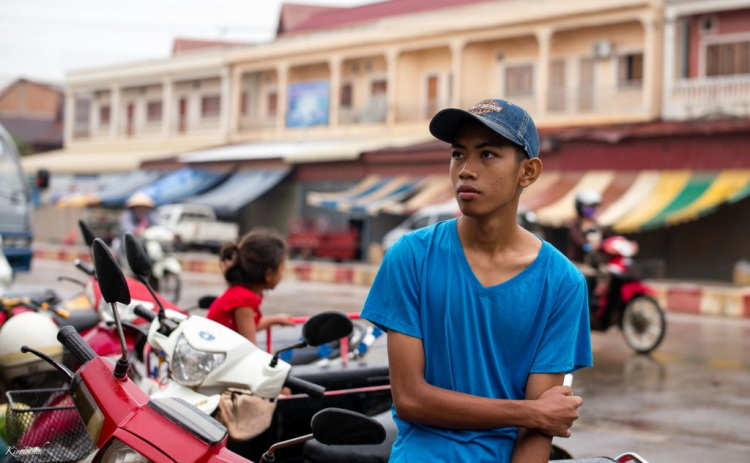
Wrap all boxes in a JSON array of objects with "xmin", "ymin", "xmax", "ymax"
[
  {"xmin": 74, "ymin": 98, "xmax": 91, "ymax": 135},
  {"xmin": 147, "ymin": 101, "xmax": 162, "ymax": 122},
  {"xmin": 505, "ymin": 64, "xmax": 534, "ymax": 97},
  {"xmin": 340, "ymin": 83, "xmax": 353, "ymax": 108},
  {"xmin": 371, "ymin": 79, "xmax": 387, "ymax": 95},
  {"xmin": 240, "ymin": 91, "xmax": 248, "ymax": 115},
  {"xmin": 201, "ymin": 95, "xmax": 221, "ymax": 118},
  {"xmin": 618, "ymin": 53, "xmax": 644, "ymax": 87},
  {"xmin": 99, "ymin": 106, "xmax": 111, "ymax": 125},
  {"xmin": 267, "ymin": 91, "xmax": 278, "ymax": 117},
  {"xmin": 706, "ymin": 41, "xmax": 750, "ymax": 77}
]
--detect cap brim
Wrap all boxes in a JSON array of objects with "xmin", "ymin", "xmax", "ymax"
[{"xmin": 429, "ymin": 108, "xmax": 526, "ymax": 152}]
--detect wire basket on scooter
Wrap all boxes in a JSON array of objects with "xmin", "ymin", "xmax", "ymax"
[{"xmin": 5, "ymin": 388, "xmax": 96, "ymax": 463}]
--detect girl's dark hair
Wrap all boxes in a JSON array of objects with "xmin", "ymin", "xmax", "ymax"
[{"xmin": 219, "ymin": 228, "xmax": 287, "ymax": 287}]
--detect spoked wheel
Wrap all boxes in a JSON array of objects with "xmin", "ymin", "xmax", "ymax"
[
  {"xmin": 157, "ymin": 270, "xmax": 182, "ymax": 304},
  {"xmin": 621, "ymin": 295, "xmax": 666, "ymax": 354}
]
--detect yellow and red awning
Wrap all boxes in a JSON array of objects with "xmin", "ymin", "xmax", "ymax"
[{"xmin": 530, "ymin": 170, "xmax": 750, "ymax": 232}]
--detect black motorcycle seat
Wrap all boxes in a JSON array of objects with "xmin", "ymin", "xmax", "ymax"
[
  {"xmin": 302, "ymin": 409, "xmax": 396, "ymax": 463},
  {"xmin": 52, "ymin": 308, "xmax": 100, "ymax": 332},
  {"xmin": 291, "ymin": 362, "xmax": 390, "ymax": 390},
  {"xmin": 303, "ymin": 410, "xmax": 619, "ymax": 463}
]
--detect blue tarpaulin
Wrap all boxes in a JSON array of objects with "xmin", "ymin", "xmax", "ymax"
[
  {"xmin": 184, "ymin": 169, "xmax": 289, "ymax": 218},
  {"xmin": 135, "ymin": 168, "xmax": 229, "ymax": 206}
]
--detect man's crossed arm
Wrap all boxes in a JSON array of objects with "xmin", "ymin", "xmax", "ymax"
[{"xmin": 388, "ymin": 331, "xmax": 582, "ymax": 461}]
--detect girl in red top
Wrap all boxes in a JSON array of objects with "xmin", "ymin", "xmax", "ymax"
[{"xmin": 207, "ymin": 228, "xmax": 294, "ymax": 343}]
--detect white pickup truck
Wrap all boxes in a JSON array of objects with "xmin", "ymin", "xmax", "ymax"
[{"xmin": 156, "ymin": 204, "xmax": 239, "ymax": 251}]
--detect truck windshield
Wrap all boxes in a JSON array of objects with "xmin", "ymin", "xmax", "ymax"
[{"xmin": 0, "ymin": 137, "xmax": 25, "ymax": 193}]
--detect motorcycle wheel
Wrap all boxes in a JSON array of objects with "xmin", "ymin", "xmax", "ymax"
[
  {"xmin": 158, "ymin": 270, "xmax": 182, "ymax": 304},
  {"xmin": 621, "ymin": 295, "xmax": 666, "ymax": 354}
]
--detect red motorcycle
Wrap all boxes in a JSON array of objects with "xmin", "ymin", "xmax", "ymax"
[
  {"xmin": 7, "ymin": 238, "xmax": 385, "ymax": 463},
  {"xmin": 0, "ymin": 220, "xmax": 183, "ymax": 392},
  {"xmin": 588, "ymin": 236, "xmax": 666, "ymax": 354}
]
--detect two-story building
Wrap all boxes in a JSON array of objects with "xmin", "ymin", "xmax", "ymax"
[{"xmin": 23, "ymin": 0, "xmax": 750, "ymax": 279}]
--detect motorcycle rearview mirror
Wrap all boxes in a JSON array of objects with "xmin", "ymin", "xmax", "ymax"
[
  {"xmin": 302, "ymin": 311, "xmax": 353, "ymax": 347},
  {"xmin": 124, "ymin": 232, "xmax": 176, "ymax": 334},
  {"xmin": 270, "ymin": 311, "xmax": 353, "ymax": 368},
  {"xmin": 78, "ymin": 219, "xmax": 97, "ymax": 247},
  {"xmin": 91, "ymin": 238, "xmax": 131, "ymax": 379},
  {"xmin": 260, "ymin": 408, "xmax": 385, "ymax": 462},
  {"xmin": 198, "ymin": 295, "xmax": 216, "ymax": 310}
]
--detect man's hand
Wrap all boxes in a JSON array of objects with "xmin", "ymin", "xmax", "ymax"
[{"xmin": 533, "ymin": 385, "xmax": 583, "ymax": 437}]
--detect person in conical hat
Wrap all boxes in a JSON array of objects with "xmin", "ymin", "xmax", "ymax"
[{"xmin": 121, "ymin": 192, "xmax": 159, "ymax": 238}]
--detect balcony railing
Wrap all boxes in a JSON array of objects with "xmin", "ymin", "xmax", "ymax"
[
  {"xmin": 673, "ymin": 75, "xmax": 750, "ymax": 101},
  {"xmin": 546, "ymin": 84, "xmax": 644, "ymax": 115}
]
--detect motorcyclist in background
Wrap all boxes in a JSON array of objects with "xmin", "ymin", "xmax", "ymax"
[
  {"xmin": 120, "ymin": 192, "xmax": 160, "ymax": 238},
  {"xmin": 566, "ymin": 190, "xmax": 604, "ymax": 267}
]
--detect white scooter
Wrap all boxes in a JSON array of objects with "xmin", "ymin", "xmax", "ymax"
[
  {"xmin": 115, "ymin": 225, "xmax": 182, "ymax": 303},
  {"xmin": 122, "ymin": 232, "xmax": 351, "ymax": 413}
]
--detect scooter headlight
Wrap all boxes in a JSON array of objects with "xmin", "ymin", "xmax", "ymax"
[
  {"xmin": 172, "ymin": 335, "xmax": 225, "ymax": 387},
  {"xmin": 95, "ymin": 439, "xmax": 149, "ymax": 463}
]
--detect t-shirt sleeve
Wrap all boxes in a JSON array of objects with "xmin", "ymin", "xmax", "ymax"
[
  {"xmin": 530, "ymin": 275, "xmax": 593, "ymax": 374},
  {"xmin": 360, "ymin": 236, "xmax": 422, "ymax": 339}
]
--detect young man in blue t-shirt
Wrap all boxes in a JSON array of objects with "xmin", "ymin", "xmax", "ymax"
[{"xmin": 361, "ymin": 98, "xmax": 593, "ymax": 462}]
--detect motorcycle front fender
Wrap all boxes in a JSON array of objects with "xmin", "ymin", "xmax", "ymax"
[{"xmin": 620, "ymin": 281, "xmax": 658, "ymax": 302}]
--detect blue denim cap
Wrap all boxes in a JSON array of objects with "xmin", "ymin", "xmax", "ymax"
[{"xmin": 429, "ymin": 98, "xmax": 540, "ymax": 158}]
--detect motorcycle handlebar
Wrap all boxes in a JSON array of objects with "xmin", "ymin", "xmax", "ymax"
[
  {"xmin": 74, "ymin": 259, "xmax": 95, "ymax": 276},
  {"xmin": 133, "ymin": 304, "xmax": 156, "ymax": 322},
  {"xmin": 57, "ymin": 325, "xmax": 97, "ymax": 364},
  {"xmin": 283, "ymin": 375, "xmax": 325, "ymax": 399}
]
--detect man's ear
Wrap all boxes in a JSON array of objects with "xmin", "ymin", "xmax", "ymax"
[{"xmin": 519, "ymin": 158, "xmax": 542, "ymax": 189}]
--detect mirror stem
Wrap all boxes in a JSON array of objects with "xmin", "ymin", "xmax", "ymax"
[
  {"xmin": 136, "ymin": 274, "xmax": 178, "ymax": 335},
  {"xmin": 262, "ymin": 434, "xmax": 313, "ymax": 461},
  {"xmin": 110, "ymin": 302, "xmax": 130, "ymax": 379},
  {"xmin": 270, "ymin": 341, "xmax": 307, "ymax": 368}
]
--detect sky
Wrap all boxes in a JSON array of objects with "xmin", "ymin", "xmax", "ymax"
[{"xmin": 0, "ymin": 0, "xmax": 385, "ymax": 87}]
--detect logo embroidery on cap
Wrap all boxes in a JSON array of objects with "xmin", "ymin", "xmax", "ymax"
[{"xmin": 468, "ymin": 99, "xmax": 503, "ymax": 115}]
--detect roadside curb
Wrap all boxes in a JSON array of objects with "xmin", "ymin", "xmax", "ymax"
[
  {"xmin": 32, "ymin": 244, "xmax": 750, "ymax": 318},
  {"xmin": 32, "ymin": 243, "xmax": 380, "ymax": 288}
]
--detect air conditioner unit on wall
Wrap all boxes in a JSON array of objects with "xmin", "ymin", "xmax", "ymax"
[{"xmin": 592, "ymin": 40, "xmax": 613, "ymax": 59}]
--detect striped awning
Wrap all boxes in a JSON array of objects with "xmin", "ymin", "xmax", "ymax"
[
  {"xmin": 307, "ymin": 175, "xmax": 425, "ymax": 215},
  {"xmin": 527, "ymin": 170, "xmax": 750, "ymax": 232},
  {"xmin": 307, "ymin": 170, "xmax": 750, "ymax": 226}
]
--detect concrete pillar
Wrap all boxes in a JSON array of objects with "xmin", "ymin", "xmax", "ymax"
[
  {"xmin": 229, "ymin": 67, "xmax": 242, "ymax": 139},
  {"xmin": 450, "ymin": 40, "xmax": 466, "ymax": 108},
  {"xmin": 220, "ymin": 68, "xmax": 232, "ymax": 139},
  {"xmin": 162, "ymin": 77, "xmax": 173, "ymax": 136},
  {"xmin": 329, "ymin": 57, "xmax": 342, "ymax": 129},
  {"xmin": 386, "ymin": 49, "xmax": 399, "ymax": 127},
  {"xmin": 276, "ymin": 64, "xmax": 289, "ymax": 133},
  {"xmin": 90, "ymin": 96, "xmax": 99, "ymax": 135},
  {"xmin": 662, "ymin": 15, "xmax": 676, "ymax": 119},
  {"xmin": 641, "ymin": 16, "xmax": 661, "ymax": 118},
  {"xmin": 63, "ymin": 88, "xmax": 75, "ymax": 145},
  {"xmin": 109, "ymin": 84, "xmax": 120, "ymax": 139},
  {"xmin": 535, "ymin": 28, "xmax": 552, "ymax": 118}
]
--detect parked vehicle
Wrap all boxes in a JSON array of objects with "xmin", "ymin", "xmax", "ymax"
[
  {"xmin": 287, "ymin": 217, "xmax": 359, "ymax": 261},
  {"xmin": 587, "ymin": 235, "xmax": 666, "ymax": 354},
  {"xmin": 0, "ymin": 221, "xmax": 183, "ymax": 393},
  {"xmin": 0, "ymin": 124, "xmax": 34, "ymax": 273},
  {"xmin": 381, "ymin": 202, "xmax": 459, "ymax": 251},
  {"xmin": 7, "ymin": 238, "xmax": 384, "ymax": 463},
  {"xmin": 157, "ymin": 203, "xmax": 238, "ymax": 251}
]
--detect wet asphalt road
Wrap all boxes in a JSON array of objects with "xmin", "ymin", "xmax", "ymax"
[{"xmin": 11, "ymin": 260, "xmax": 750, "ymax": 462}]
